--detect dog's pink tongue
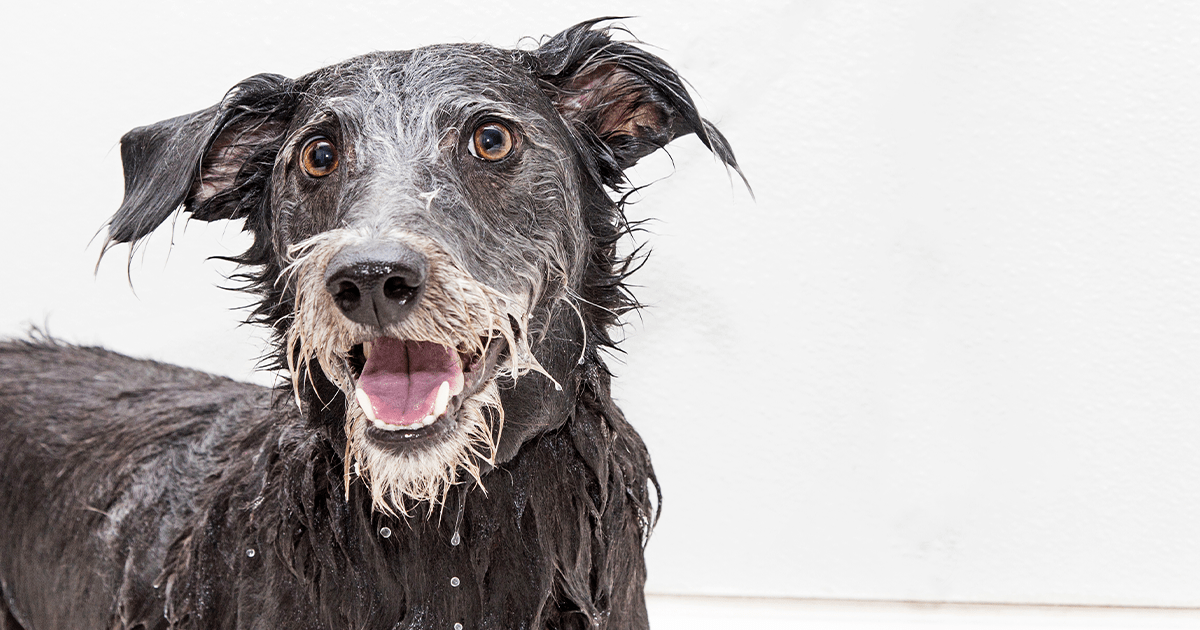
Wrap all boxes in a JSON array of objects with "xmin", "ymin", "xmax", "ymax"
[{"xmin": 359, "ymin": 339, "xmax": 463, "ymax": 426}]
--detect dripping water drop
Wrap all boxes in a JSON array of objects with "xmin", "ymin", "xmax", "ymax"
[
  {"xmin": 454, "ymin": 624, "xmax": 463, "ymax": 630},
  {"xmin": 450, "ymin": 531, "xmax": 461, "ymax": 546},
  {"xmin": 450, "ymin": 576, "xmax": 460, "ymax": 587},
  {"xmin": 246, "ymin": 548, "xmax": 256, "ymax": 558},
  {"xmin": 380, "ymin": 527, "xmax": 392, "ymax": 538}
]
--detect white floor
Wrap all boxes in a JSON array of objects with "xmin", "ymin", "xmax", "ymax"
[{"xmin": 645, "ymin": 595, "xmax": 1200, "ymax": 630}]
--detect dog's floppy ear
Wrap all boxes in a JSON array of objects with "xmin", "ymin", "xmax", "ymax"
[
  {"xmin": 533, "ymin": 19, "xmax": 745, "ymax": 187},
  {"xmin": 106, "ymin": 73, "xmax": 296, "ymax": 246}
]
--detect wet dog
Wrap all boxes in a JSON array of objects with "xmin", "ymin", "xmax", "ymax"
[{"xmin": 0, "ymin": 19, "xmax": 741, "ymax": 630}]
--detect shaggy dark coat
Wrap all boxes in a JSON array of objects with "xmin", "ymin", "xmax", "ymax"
[{"xmin": 0, "ymin": 20, "xmax": 740, "ymax": 630}]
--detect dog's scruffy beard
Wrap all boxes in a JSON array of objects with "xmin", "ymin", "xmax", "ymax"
[{"xmin": 282, "ymin": 227, "xmax": 548, "ymax": 515}]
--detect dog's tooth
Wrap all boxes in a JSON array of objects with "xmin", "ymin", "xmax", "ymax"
[
  {"xmin": 362, "ymin": 341, "xmax": 373, "ymax": 360},
  {"xmin": 355, "ymin": 387, "xmax": 377, "ymax": 422},
  {"xmin": 434, "ymin": 381, "xmax": 450, "ymax": 417}
]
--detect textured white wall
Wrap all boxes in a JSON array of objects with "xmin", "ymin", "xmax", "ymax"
[{"xmin": 3, "ymin": 0, "xmax": 1199, "ymax": 608}]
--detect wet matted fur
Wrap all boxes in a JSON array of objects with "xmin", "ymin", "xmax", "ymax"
[{"xmin": 0, "ymin": 19, "xmax": 742, "ymax": 630}]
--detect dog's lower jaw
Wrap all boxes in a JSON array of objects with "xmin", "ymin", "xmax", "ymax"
[{"xmin": 343, "ymin": 339, "xmax": 508, "ymax": 514}]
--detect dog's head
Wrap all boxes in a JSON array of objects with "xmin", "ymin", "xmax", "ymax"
[{"xmin": 105, "ymin": 19, "xmax": 741, "ymax": 513}]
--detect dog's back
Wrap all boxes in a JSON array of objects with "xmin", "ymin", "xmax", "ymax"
[
  {"xmin": 0, "ymin": 341, "xmax": 278, "ymax": 629},
  {"xmin": 0, "ymin": 341, "xmax": 656, "ymax": 630}
]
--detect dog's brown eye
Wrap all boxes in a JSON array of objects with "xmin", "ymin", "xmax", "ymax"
[
  {"xmin": 301, "ymin": 137, "xmax": 338, "ymax": 177},
  {"xmin": 470, "ymin": 122, "xmax": 514, "ymax": 162}
]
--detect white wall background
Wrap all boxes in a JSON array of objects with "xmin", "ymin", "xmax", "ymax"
[{"xmin": 2, "ymin": 0, "xmax": 1199, "ymax": 611}]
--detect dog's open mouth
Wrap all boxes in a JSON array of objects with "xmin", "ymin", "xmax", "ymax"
[{"xmin": 350, "ymin": 337, "xmax": 505, "ymax": 441}]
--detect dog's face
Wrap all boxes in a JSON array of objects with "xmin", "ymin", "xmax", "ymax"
[
  {"xmin": 105, "ymin": 21, "xmax": 741, "ymax": 513},
  {"xmin": 261, "ymin": 47, "xmax": 595, "ymax": 509}
]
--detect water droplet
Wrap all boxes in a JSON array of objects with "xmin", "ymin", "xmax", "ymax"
[
  {"xmin": 450, "ymin": 576, "xmax": 460, "ymax": 587},
  {"xmin": 454, "ymin": 624, "xmax": 463, "ymax": 630},
  {"xmin": 450, "ymin": 532, "xmax": 461, "ymax": 546},
  {"xmin": 246, "ymin": 548, "xmax": 256, "ymax": 558},
  {"xmin": 554, "ymin": 382, "xmax": 563, "ymax": 391},
  {"xmin": 380, "ymin": 527, "xmax": 392, "ymax": 538}
]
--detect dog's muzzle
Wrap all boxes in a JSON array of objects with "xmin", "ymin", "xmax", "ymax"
[
  {"xmin": 285, "ymin": 227, "xmax": 534, "ymax": 507},
  {"xmin": 317, "ymin": 238, "xmax": 507, "ymax": 436}
]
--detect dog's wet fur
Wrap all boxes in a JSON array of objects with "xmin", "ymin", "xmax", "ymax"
[{"xmin": 0, "ymin": 20, "xmax": 741, "ymax": 630}]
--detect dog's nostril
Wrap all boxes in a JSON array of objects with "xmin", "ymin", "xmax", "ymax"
[
  {"xmin": 333, "ymin": 280, "xmax": 361, "ymax": 306},
  {"xmin": 323, "ymin": 242, "xmax": 428, "ymax": 328},
  {"xmin": 382, "ymin": 276, "xmax": 419, "ymax": 303}
]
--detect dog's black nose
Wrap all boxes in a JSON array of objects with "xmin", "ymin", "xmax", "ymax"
[{"xmin": 323, "ymin": 241, "xmax": 428, "ymax": 328}]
